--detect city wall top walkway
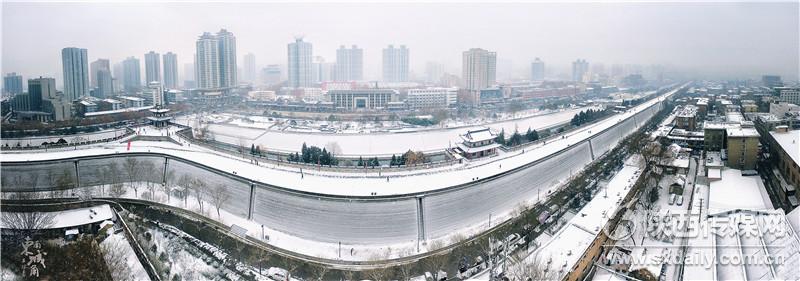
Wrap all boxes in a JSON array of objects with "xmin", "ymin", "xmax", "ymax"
[{"xmin": 1, "ymin": 86, "xmax": 680, "ymax": 197}]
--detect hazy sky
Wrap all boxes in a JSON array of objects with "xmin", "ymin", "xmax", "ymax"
[{"xmin": 2, "ymin": 1, "xmax": 798, "ymax": 87}]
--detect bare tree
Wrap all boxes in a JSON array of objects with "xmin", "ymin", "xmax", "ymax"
[
  {"xmin": 1, "ymin": 211, "xmax": 56, "ymax": 245},
  {"xmin": 178, "ymin": 174, "xmax": 193, "ymax": 207},
  {"xmin": 210, "ymin": 184, "xmax": 231, "ymax": 218},
  {"xmin": 427, "ymin": 239, "xmax": 445, "ymax": 251},
  {"xmin": 641, "ymin": 141, "xmax": 662, "ymax": 167},
  {"xmin": 108, "ymin": 162, "xmax": 120, "ymax": 183},
  {"xmin": 100, "ymin": 237, "xmax": 134, "ymax": 280},
  {"xmin": 163, "ymin": 170, "xmax": 175, "ymax": 203},
  {"xmin": 27, "ymin": 171, "xmax": 40, "ymax": 191},
  {"xmin": 1, "ymin": 211, "xmax": 55, "ymax": 230},
  {"xmin": 79, "ymin": 184, "xmax": 93, "ymax": 199},
  {"xmin": 397, "ymin": 261, "xmax": 415, "ymax": 281},
  {"xmin": 325, "ymin": 141, "xmax": 342, "ymax": 155},
  {"xmin": 342, "ymin": 271, "xmax": 355, "ymax": 281},
  {"xmin": 423, "ymin": 253, "xmax": 450, "ymax": 280},
  {"xmin": 308, "ymin": 265, "xmax": 329, "ymax": 281},
  {"xmin": 238, "ymin": 137, "xmax": 248, "ymax": 156},
  {"xmin": 141, "ymin": 162, "xmax": 157, "ymax": 200},
  {"xmin": 254, "ymin": 250, "xmax": 271, "ymax": 275},
  {"xmin": 99, "ymin": 167, "xmax": 111, "ymax": 197},
  {"xmin": 189, "ymin": 178, "xmax": 208, "ymax": 213},
  {"xmin": 55, "ymin": 168, "xmax": 75, "ymax": 198},
  {"xmin": 123, "ymin": 158, "xmax": 141, "ymax": 197},
  {"xmin": 505, "ymin": 255, "xmax": 556, "ymax": 281},
  {"xmin": 109, "ymin": 183, "xmax": 125, "ymax": 198},
  {"xmin": 366, "ymin": 267, "xmax": 390, "ymax": 281},
  {"xmin": 46, "ymin": 169, "xmax": 58, "ymax": 198},
  {"xmin": 197, "ymin": 123, "xmax": 215, "ymax": 141}
]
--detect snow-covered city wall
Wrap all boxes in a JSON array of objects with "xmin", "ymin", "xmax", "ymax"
[{"xmin": 1, "ymin": 88, "xmax": 675, "ymax": 246}]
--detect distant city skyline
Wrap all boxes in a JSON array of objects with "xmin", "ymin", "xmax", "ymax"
[{"xmin": 2, "ymin": 2, "xmax": 798, "ymax": 89}]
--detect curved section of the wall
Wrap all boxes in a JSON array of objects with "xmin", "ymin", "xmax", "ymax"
[
  {"xmin": 1, "ymin": 160, "xmax": 76, "ymax": 191},
  {"xmin": 0, "ymin": 97, "xmax": 669, "ymax": 245},
  {"xmin": 251, "ymin": 191, "xmax": 419, "ymax": 244},
  {"xmin": 166, "ymin": 159, "xmax": 252, "ymax": 219},
  {"xmin": 78, "ymin": 156, "xmax": 165, "ymax": 188},
  {"xmin": 423, "ymin": 141, "xmax": 592, "ymax": 240}
]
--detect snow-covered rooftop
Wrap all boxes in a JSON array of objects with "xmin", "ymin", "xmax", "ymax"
[
  {"xmin": 0, "ymin": 204, "xmax": 114, "ymax": 229},
  {"xmin": 726, "ymin": 127, "xmax": 759, "ymax": 138},
  {"xmin": 461, "ymin": 128, "xmax": 495, "ymax": 143},
  {"xmin": 770, "ymin": 130, "xmax": 800, "ymax": 165},
  {"xmin": 708, "ymin": 168, "xmax": 773, "ymax": 214}
]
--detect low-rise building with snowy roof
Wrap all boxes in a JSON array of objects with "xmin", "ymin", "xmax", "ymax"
[
  {"xmin": 767, "ymin": 127, "xmax": 800, "ymax": 208},
  {"xmin": 455, "ymin": 127, "xmax": 501, "ymax": 159}
]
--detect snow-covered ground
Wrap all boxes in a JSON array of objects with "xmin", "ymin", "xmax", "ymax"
[
  {"xmin": 146, "ymin": 222, "xmax": 237, "ymax": 280},
  {"xmin": 177, "ymin": 107, "xmax": 586, "ymax": 156},
  {"xmin": 100, "ymin": 232, "xmax": 150, "ymax": 281}
]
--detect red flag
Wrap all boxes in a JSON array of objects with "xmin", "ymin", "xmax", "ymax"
[{"xmin": 127, "ymin": 140, "xmax": 131, "ymax": 151}]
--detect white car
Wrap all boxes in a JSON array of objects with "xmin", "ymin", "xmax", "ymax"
[{"xmin": 267, "ymin": 267, "xmax": 289, "ymax": 281}]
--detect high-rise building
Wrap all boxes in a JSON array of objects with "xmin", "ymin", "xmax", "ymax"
[
  {"xmin": 112, "ymin": 63, "xmax": 123, "ymax": 92},
  {"xmin": 163, "ymin": 52, "xmax": 178, "ymax": 89},
  {"xmin": 27, "ymin": 77, "xmax": 48, "ymax": 111},
  {"xmin": 90, "ymin": 59, "xmax": 113, "ymax": 98},
  {"xmin": 425, "ymin": 62, "xmax": 444, "ymax": 83},
  {"xmin": 145, "ymin": 51, "xmax": 161, "ymax": 84},
  {"xmin": 30, "ymin": 77, "xmax": 70, "ymax": 121},
  {"xmin": 572, "ymin": 59, "xmax": 589, "ymax": 82},
  {"xmin": 262, "ymin": 65, "xmax": 282, "ymax": 86},
  {"xmin": 243, "ymin": 53, "xmax": 256, "ymax": 84},
  {"xmin": 763, "ymin": 75, "xmax": 783, "ymax": 88},
  {"xmin": 335, "ymin": 45, "xmax": 363, "ymax": 81},
  {"xmin": 96, "ymin": 69, "xmax": 114, "ymax": 98},
  {"xmin": 196, "ymin": 32, "xmax": 220, "ymax": 89},
  {"xmin": 3, "ymin": 73, "xmax": 23, "ymax": 95},
  {"xmin": 312, "ymin": 56, "xmax": 333, "ymax": 83},
  {"xmin": 216, "ymin": 29, "xmax": 237, "ymax": 87},
  {"xmin": 531, "ymin": 58, "xmax": 545, "ymax": 81},
  {"xmin": 288, "ymin": 37, "xmax": 313, "ymax": 88},
  {"xmin": 382, "ymin": 45, "xmax": 409, "ymax": 82},
  {"xmin": 122, "ymin": 57, "xmax": 142, "ymax": 93},
  {"xmin": 462, "ymin": 48, "xmax": 497, "ymax": 91},
  {"xmin": 61, "ymin": 47, "xmax": 90, "ymax": 101},
  {"xmin": 90, "ymin": 59, "xmax": 110, "ymax": 88},
  {"xmin": 149, "ymin": 81, "xmax": 165, "ymax": 107}
]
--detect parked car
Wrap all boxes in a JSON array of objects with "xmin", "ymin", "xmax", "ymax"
[
  {"xmin": 669, "ymin": 194, "xmax": 676, "ymax": 205},
  {"xmin": 267, "ymin": 267, "xmax": 289, "ymax": 281},
  {"xmin": 676, "ymin": 195, "xmax": 684, "ymax": 206}
]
